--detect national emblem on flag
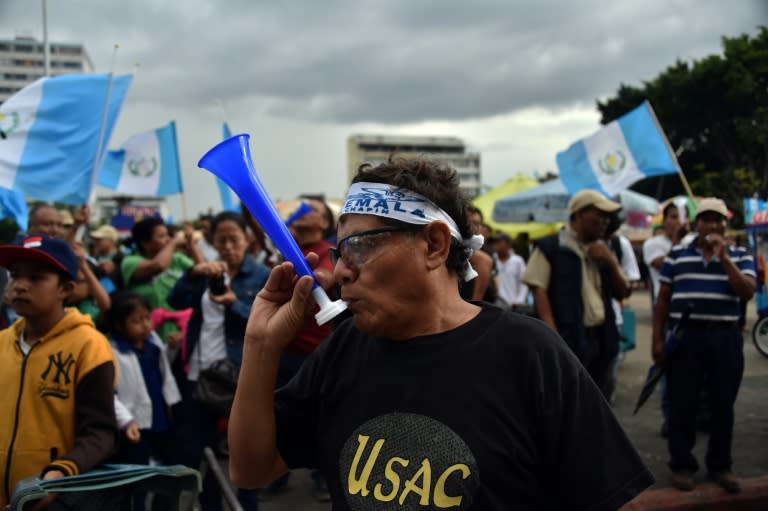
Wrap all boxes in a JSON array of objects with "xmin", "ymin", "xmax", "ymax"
[
  {"xmin": 98, "ymin": 121, "xmax": 183, "ymax": 196},
  {"xmin": 556, "ymin": 101, "xmax": 680, "ymax": 196}
]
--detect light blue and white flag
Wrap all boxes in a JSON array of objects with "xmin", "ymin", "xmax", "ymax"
[
  {"xmin": 216, "ymin": 122, "xmax": 241, "ymax": 212},
  {"xmin": 0, "ymin": 73, "xmax": 132, "ymax": 204},
  {"xmin": 98, "ymin": 121, "xmax": 183, "ymax": 196},
  {"xmin": 556, "ymin": 101, "xmax": 679, "ymax": 196},
  {"xmin": 0, "ymin": 187, "xmax": 28, "ymax": 229}
]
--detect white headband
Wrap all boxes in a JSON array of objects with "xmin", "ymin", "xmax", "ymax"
[{"xmin": 340, "ymin": 182, "xmax": 484, "ymax": 281}]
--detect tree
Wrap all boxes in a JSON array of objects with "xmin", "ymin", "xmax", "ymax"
[{"xmin": 598, "ymin": 27, "xmax": 768, "ymax": 226}]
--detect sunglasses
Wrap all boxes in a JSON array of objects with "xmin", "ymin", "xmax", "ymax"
[{"xmin": 329, "ymin": 226, "xmax": 419, "ymax": 269}]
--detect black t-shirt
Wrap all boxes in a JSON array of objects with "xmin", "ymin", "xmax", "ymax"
[{"xmin": 275, "ymin": 305, "xmax": 652, "ymax": 510}]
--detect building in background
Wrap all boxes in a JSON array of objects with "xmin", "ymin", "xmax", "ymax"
[
  {"xmin": 0, "ymin": 35, "xmax": 94, "ymax": 104},
  {"xmin": 347, "ymin": 134, "xmax": 483, "ymax": 198}
]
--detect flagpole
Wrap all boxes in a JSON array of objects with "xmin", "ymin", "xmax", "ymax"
[
  {"xmin": 645, "ymin": 100, "xmax": 695, "ymax": 200},
  {"xmin": 180, "ymin": 193, "xmax": 189, "ymax": 222},
  {"xmin": 41, "ymin": 0, "xmax": 50, "ymax": 76},
  {"xmin": 86, "ymin": 44, "xmax": 119, "ymax": 205}
]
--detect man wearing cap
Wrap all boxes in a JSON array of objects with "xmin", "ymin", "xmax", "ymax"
[
  {"xmin": 523, "ymin": 189, "xmax": 629, "ymax": 395},
  {"xmin": 0, "ymin": 235, "xmax": 117, "ymax": 508},
  {"xmin": 652, "ymin": 197, "xmax": 755, "ymax": 493},
  {"xmin": 89, "ymin": 224, "xmax": 124, "ymax": 289}
]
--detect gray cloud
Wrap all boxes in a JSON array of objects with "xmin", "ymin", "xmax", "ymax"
[
  {"xmin": 5, "ymin": 0, "xmax": 761, "ymax": 123},
  {"xmin": 2, "ymin": 0, "xmax": 763, "ymax": 218}
]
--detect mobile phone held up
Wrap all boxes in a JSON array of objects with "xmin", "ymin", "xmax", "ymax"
[{"xmin": 208, "ymin": 275, "xmax": 227, "ymax": 295}]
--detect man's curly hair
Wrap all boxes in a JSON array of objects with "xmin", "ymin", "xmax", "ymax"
[{"xmin": 351, "ymin": 157, "xmax": 473, "ymax": 277}]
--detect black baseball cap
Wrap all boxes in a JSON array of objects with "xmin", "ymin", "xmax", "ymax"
[{"xmin": 0, "ymin": 234, "xmax": 78, "ymax": 279}]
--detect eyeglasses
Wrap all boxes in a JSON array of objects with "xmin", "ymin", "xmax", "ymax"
[{"xmin": 329, "ymin": 226, "xmax": 416, "ymax": 269}]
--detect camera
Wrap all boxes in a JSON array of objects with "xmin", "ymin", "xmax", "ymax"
[{"xmin": 208, "ymin": 275, "xmax": 227, "ymax": 295}]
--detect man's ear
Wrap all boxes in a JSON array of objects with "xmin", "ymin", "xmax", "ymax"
[{"xmin": 423, "ymin": 223, "xmax": 452, "ymax": 271}]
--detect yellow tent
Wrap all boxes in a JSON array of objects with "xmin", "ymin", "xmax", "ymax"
[{"xmin": 472, "ymin": 174, "xmax": 564, "ymax": 240}]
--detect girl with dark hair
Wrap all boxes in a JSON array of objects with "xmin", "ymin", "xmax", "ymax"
[{"xmin": 109, "ymin": 290, "xmax": 181, "ymax": 511}]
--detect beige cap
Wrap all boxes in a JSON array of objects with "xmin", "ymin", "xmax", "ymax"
[
  {"xmin": 695, "ymin": 197, "xmax": 728, "ymax": 218},
  {"xmin": 59, "ymin": 209, "xmax": 74, "ymax": 227},
  {"xmin": 567, "ymin": 189, "xmax": 621, "ymax": 215},
  {"xmin": 89, "ymin": 224, "xmax": 119, "ymax": 242}
]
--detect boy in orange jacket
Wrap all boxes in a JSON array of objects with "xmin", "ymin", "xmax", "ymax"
[{"xmin": 0, "ymin": 235, "xmax": 117, "ymax": 508}]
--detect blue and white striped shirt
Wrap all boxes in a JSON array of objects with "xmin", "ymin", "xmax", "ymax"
[{"xmin": 659, "ymin": 238, "xmax": 755, "ymax": 322}]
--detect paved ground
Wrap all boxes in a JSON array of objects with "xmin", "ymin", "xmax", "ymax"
[{"xmin": 214, "ymin": 288, "xmax": 768, "ymax": 510}]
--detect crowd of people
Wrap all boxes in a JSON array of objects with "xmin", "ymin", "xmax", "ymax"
[
  {"xmin": 0, "ymin": 200, "xmax": 331, "ymax": 510},
  {"xmin": 0, "ymin": 158, "xmax": 756, "ymax": 509}
]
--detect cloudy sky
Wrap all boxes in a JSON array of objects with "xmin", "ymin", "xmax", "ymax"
[{"xmin": 2, "ymin": 0, "xmax": 765, "ymax": 219}]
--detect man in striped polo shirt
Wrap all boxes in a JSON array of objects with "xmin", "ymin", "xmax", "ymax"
[{"xmin": 652, "ymin": 197, "xmax": 756, "ymax": 493}]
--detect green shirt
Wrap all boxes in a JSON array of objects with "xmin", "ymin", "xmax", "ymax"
[
  {"xmin": 121, "ymin": 252, "xmax": 193, "ymax": 341},
  {"xmin": 76, "ymin": 298, "xmax": 101, "ymax": 328}
]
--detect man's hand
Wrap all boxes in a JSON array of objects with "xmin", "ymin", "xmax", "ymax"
[
  {"xmin": 98, "ymin": 259, "xmax": 116, "ymax": 276},
  {"xmin": 70, "ymin": 241, "xmax": 87, "ymax": 263},
  {"xmin": 183, "ymin": 221, "xmax": 196, "ymax": 242},
  {"xmin": 704, "ymin": 233, "xmax": 727, "ymax": 259},
  {"xmin": 73, "ymin": 205, "xmax": 90, "ymax": 226},
  {"xmin": 586, "ymin": 241, "xmax": 616, "ymax": 265},
  {"xmin": 244, "ymin": 256, "xmax": 320, "ymax": 353},
  {"xmin": 191, "ymin": 261, "xmax": 227, "ymax": 278},
  {"xmin": 173, "ymin": 230, "xmax": 188, "ymax": 248},
  {"xmin": 209, "ymin": 286, "xmax": 236, "ymax": 306}
]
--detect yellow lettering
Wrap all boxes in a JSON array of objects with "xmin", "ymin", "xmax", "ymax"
[
  {"xmin": 398, "ymin": 459, "xmax": 432, "ymax": 506},
  {"xmin": 347, "ymin": 434, "xmax": 384, "ymax": 497},
  {"xmin": 373, "ymin": 456, "xmax": 409, "ymax": 502},
  {"xmin": 434, "ymin": 464, "xmax": 471, "ymax": 508}
]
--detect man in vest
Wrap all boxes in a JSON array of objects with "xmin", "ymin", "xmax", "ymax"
[{"xmin": 523, "ymin": 190, "xmax": 629, "ymax": 396}]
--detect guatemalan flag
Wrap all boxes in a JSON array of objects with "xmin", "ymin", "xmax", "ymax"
[
  {"xmin": 217, "ymin": 123, "xmax": 241, "ymax": 211},
  {"xmin": 0, "ymin": 73, "xmax": 132, "ymax": 204},
  {"xmin": 98, "ymin": 121, "xmax": 183, "ymax": 196},
  {"xmin": 556, "ymin": 101, "xmax": 679, "ymax": 196}
]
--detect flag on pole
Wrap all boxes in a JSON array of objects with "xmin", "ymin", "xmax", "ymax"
[
  {"xmin": 216, "ymin": 122, "xmax": 241, "ymax": 212},
  {"xmin": 0, "ymin": 187, "xmax": 28, "ymax": 229},
  {"xmin": 98, "ymin": 121, "xmax": 183, "ymax": 196},
  {"xmin": 556, "ymin": 101, "xmax": 679, "ymax": 196},
  {"xmin": 0, "ymin": 73, "xmax": 132, "ymax": 204}
]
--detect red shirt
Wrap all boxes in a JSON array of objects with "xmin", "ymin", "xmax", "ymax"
[{"xmin": 286, "ymin": 240, "xmax": 334, "ymax": 354}]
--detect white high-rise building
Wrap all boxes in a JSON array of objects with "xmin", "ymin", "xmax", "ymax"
[
  {"xmin": 347, "ymin": 134, "xmax": 483, "ymax": 198},
  {"xmin": 0, "ymin": 36, "xmax": 94, "ymax": 104}
]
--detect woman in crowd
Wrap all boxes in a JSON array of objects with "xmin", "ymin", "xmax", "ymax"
[{"xmin": 168, "ymin": 211, "xmax": 270, "ymax": 511}]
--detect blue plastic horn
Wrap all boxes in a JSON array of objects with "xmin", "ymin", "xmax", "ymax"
[{"xmin": 198, "ymin": 134, "xmax": 347, "ymax": 325}]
